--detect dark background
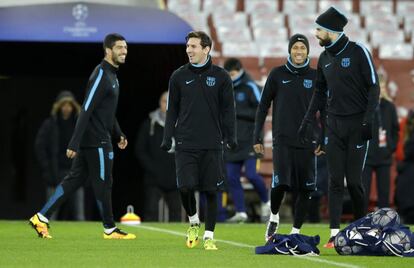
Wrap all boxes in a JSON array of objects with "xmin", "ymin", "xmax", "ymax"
[{"xmin": 0, "ymin": 41, "xmax": 187, "ymax": 220}]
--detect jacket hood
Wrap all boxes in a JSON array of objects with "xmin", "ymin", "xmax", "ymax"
[{"xmin": 51, "ymin": 91, "xmax": 81, "ymax": 116}]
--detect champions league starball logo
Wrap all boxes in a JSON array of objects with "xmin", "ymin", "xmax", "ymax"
[
  {"xmin": 63, "ymin": 4, "xmax": 97, "ymax": 38},
  {"xmin": 72, "ymin": 4, "xmax": 88, "ymax": 22}
]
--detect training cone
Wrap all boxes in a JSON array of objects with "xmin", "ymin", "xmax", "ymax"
[{"xmin": 120, "ymin": 205, "xmax": 141, "ymax": 225}]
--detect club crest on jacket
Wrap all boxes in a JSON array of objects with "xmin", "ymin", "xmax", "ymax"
[
  {"xmin": 206, "ymin": 76, "xmax": 216, "ymax": 87},
  {"xmin": 341, "ymin": 58, "xmax": 351, "ymax": 68}
]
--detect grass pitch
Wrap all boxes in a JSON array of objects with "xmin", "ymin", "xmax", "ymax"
[{"xmin": 0, "ymin": 221, "xmax": 413, "ymax": 268}]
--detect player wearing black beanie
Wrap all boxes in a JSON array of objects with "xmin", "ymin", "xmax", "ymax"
[
  {"xmin": 254, "ymin": 33, "xmax": 320, "ymax": 240},
  {"xmin": 300, "ymin": 6, "xmax": 380, "ymax": 249}
]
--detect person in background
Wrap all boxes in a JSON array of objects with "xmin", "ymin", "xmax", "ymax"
[
  {"xmin": 135, "ymin": 91, "xmax": 182, "ymax": 222},
  {"xmin": 395, "ymin": 110, "xmax": 414, "ymax": 224},
  {"xmin": 223, "ymin": 58, "xmax": 270, "ymax": 223},
  {"xmin": 35, "ymin": 90, "xmax": 85, "ymax": 221},
  {"xmin": 362, "ymin": 75, "xmax": 399, "ymax": 211}
]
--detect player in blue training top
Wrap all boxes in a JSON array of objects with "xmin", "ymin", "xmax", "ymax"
[{"xmin": 29, "ymin": 33, "xmax": 135, "ymax": 240}]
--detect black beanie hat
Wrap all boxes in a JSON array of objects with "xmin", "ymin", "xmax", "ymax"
[
  {"xmin": 316, "ymin": 6, "xmax": 348, "ymax": 32},
  {"xmin": 288, "ymin": 34, "xmax": 309, "ymax": 55}
]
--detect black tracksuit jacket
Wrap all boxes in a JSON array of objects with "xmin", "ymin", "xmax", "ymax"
[
  {"xmin": 254, "ymin": 58, "xmax": 317, "ymax": 148},
  {"xmin": 135, "ymin": 110, "xmax": 176, "ymax": 191},
  {"xmin": 68, "ymin": 60, "xmax": 124, "ymax": 151},
  {"xmin": 35, "ymin": 114, "xmax": 76, "ymax": 186},
  {"xmin": 163, "ymin": 57, "xmax": 236, "ymax": 150},
  {"xmin": 305, "ymin": 34, "xmax": 379, "ymax": 123}
]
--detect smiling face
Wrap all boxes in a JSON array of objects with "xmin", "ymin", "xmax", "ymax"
[
  {"xmin": 186, "ymin": 37, "xmax": 210, "ymax": 65},
  {"xmin": 290, "ymin": 41, "xmax": 308, "ymax": 65},
  {"xmin": 105, "ymin": 40, "xmax": 128, "ymax": 67}
]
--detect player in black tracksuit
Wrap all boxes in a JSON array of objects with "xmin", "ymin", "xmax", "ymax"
[
  {"xmin": 30, "ymin": 34, "xmax": 135, "ymax": 239},
  {"xmin": 223, "ymin": 58, "xmax": 269, "ymax": 223},
  {"xmin": 161, "ymin": 31, "xmax": 236, "ymax": 250},
  {"xmin": 254, "ymin": 34, "xmax": 318, "ymax": 240},
  {"xmin": 299, "ymin": 7, "xmax": 380, "ymax": 247}
]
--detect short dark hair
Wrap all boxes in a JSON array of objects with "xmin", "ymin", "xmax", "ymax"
[
  {"xmin": 103, "ymin": 33, "xmax": 126, "ymax": 52},
  {"xmin": 224, "ymin": 58, "xmax": 243, "ymax": 72},
  {"xmin": 185, "ymin": 31, "xmax": 212, "ymax": 49}
]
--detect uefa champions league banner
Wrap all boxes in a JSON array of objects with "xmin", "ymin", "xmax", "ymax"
[{"xmin": 0, "ymin": 2, "xmax": 193, "ymax": 44}]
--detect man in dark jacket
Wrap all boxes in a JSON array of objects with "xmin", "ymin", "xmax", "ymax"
[
  {"xmin": 35, "ymin": 91, "xmax": 84, "ymax": 221},
  {"xmin": 161, "ymin": 31, "xmax": 236, "ymax": 250},
  {"xmin": 363, "ymin": 76, "xmax": 399, "ymax": 211},
  {"xmin": 299, "ymin": 7, "xmax": 380, "ymax": 248},
  {"xmin": 135, "ymin": 91, "xmax": 182, "ymax": 222},
  {"xmin": 254, "ymin": 34, "xmax": 318, "ymax": 241},
  {"xmin": 223, "ymin": 58, "xmax": 269, "ymax": 223},
  {"xmin": 29, "ymin": 33, "xmax": 135, "ymax": 239}
]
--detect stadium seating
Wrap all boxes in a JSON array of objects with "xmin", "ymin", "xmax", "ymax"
[
  {"xmin": 176, "ymin": 12, "xmax": 209, "ymax": 33},
  {"xmin": 379, "ymin": 43, "xmax": 414, "ymax": 60},
  {"xmin": 222, "ymin": 42, "xmax": 258, "ymax": 57},
  {"xmin": 167, "ymin": 0, "xmax": 200, "ymax": 13},
  {"xmin": 244, "ymin": 0, "xmax": 278, "ymax": 13},
  {"xmin": 370, "ymin": 29, "xmax": 405, "ymax": 48},
  {"xmin": 283, "ymin": 0, "xmax": 317, "ymax": 14},
  {"xmin": 404, "ymin": 16, "xmax": 414, "ymax": 37},
  {"xmin": 203, "ymin": 0, "xmax": 237, "ymax": 14},
  {"xmin": 258, "ymin": 41, "xmax": 289, "ymax": 59},
  {"xmin": 318, "ymin": 0, "xmax": 352, "ymax": 13},
  {"xmin": 250, "ymin": 12, "xmax": 285, "ymax": 29},
  {"xmin": 365, "ymin": 14, "xmax": 400, "ymax": 32},
  {"xmin": 359, "ymin": 0, "xmax": 393, "ymax": 16}
]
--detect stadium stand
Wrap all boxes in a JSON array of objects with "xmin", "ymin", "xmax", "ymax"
[
  {"xmin": 319, "ymin": 0, "xmax": 352, "ymax": 13},
  {"xmin": 203, "ymin": 0, "xmax": 237, "ymax": 14},
  {"xmin": 167, "ymin": 0, "xmax": 200, "ymax": 12},
  {"xmin": 283, "ymin": 0, "xmax": 317, "ymax": 14},
  {"xmin": 245, "ymin": 0, "xmax": 278, "ymax": 13}
]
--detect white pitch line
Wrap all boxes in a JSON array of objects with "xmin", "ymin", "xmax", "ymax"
[
  {"xmin": 126, "ymin": 224, "xmax": 363, "ymax": 268},
  {"xmin": 298, "ymin": 256, "xmax": 362, "ymax": 268}
]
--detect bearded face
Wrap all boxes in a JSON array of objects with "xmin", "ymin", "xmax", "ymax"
[
  {"xmin": 105, "ymin": 40, "xmax": 127, "ymax": 67},
  {"xmin": 315, "ymin": 28, "xmax": 332, "ymax": 47}
]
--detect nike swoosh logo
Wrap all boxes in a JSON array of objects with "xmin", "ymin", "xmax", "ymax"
[
  {"xmin": 186, "ymin": 79, "xmax": 195, "ymax": 85},
  {"xmin": 306, "ymin": 182, "xmax": 315, "ymax": 186},
  {"xmin": 356, "ymin": 144, "xmax": 364, "ymax": 149},
  {"xmin": 217, "ymin": 181, "xmax": 224, "ymax": 186},
  {"xmin": 325, "ymin": 63, "xmax": 332, "ymax": 68},
  {"xmin": 282, "ymin": 80, "xmax": 292, "ymax": 84}
]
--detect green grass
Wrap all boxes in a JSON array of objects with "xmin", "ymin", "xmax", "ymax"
[{"xmin": 0, "ymin": 221, "xmax": 413, "ymax": 268}]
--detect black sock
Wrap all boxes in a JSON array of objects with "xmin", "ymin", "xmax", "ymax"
[
  {"xmin": 293, "ymin": 191, "xmax": 311, "ymax": 229},
  {"xmin": 204, "ymin": 192, "xmax": 217, "ymax": 232},
  {"xmin": 270, "ymin": 186, "xmax": 286, "ymax": 215},
  {"xmin": 179, "ymin": 189, "xmax": 197, "ymax": 217}
]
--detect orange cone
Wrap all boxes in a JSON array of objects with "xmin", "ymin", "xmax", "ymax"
[{"xmin": 120, "ymin": 205, "xmax": 141, "ymax": 225}]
